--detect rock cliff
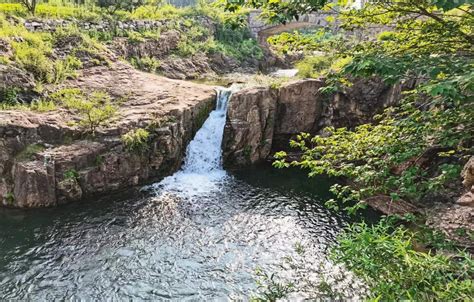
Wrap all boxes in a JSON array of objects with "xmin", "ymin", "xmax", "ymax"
[
  {"xmin": 223, "ymin": 78, "xmax": 406, "ymax": 166},
  {"xmin": 0, "ymin": 62, "xmax": 216, "ymax": 208}
]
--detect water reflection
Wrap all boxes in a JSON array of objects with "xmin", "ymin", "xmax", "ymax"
[{"xmin": 0, "ymin": 167, "xmax": 372, "ymax": 300}]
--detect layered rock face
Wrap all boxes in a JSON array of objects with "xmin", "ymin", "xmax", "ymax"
[
  {"xmin": 223, "ymin": 78, "xmax": 405, "ymax": 166},
  {"xmin": 0, "ymin": 63, "xmax": 216, "ymax": 208}
]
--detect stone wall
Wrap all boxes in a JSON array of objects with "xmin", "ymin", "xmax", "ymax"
[{"xmin": 22, "ymin": 18, "xmax": 167, "ymax": 32}]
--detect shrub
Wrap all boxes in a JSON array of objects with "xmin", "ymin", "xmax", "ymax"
[
  {"xmin": 296, "ymin": 55, "xmax": 333, "ymax": 78},
  {"xmin": 50, "ymin": 89, "xmax": 118, "ymax": 134},
  {"xmin": 129, "ymin": 56, "xmax": 161, "ymax": 73},
  {"xmin": 0, "ymin": 87, "xmax": 19, "ymax": 107},
  {"xmin": 331, "ymin": 218, "xmax": 474, "ymax": 301},
  {"xmin": 52, "ymin": 55, "xmax": 83, "ymax": 84},
  {"xmin": 121, "ymin": 128, "xmax": 150, "ymax": 154}
]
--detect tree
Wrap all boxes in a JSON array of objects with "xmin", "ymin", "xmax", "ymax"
[
  {"xmin": 272, "ymin": 1, "xmax": 473, "ymax": 213},
  {"xmin": 19, "ymin": 0, "xmax": 38, "ymax": 15},
  {"xmin": 97, "ymin": 0, "xmax": 146, "ymax": 13}
]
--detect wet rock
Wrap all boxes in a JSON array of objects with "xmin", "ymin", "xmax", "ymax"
[{"xmin": 57, "ymin": 178, "xmax": 83, "ymax": 203}]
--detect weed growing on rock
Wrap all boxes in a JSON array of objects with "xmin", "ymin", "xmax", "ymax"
[
  {"xmin": 5, "ymin": 192, "xmax": 15, "ymax": 206},
  {"xmin": 129, "ymin": 56, "xmax": 161, "ymax": 73},
  {"xmin": 121, "ymin": 128, "xmax": 150, "ymax": 154},
  {"xmin": 64, "ymin": 169, "xmax": 80, "ymax": 181}
]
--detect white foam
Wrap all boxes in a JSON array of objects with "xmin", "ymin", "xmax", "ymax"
[{"xmin": 152, "ymin": 88, "xmax": 234, "ymax": 197}]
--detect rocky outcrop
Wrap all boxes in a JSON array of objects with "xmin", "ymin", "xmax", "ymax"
[
  {"xmin": 222, "ymin": 87, "xmax": 277, "ymax": 164},
  {"xmin": 457, "ymin": 157, "xmax": 474, "ymax": 207},
  {"xmin": 0, "ymin": 62, "xmax": 216, "ymax": 208},
  {"xmin": 223, "ymin": 78, "xmax": 406, "ymax": 166}
]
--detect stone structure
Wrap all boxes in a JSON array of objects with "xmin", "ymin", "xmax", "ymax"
[
  {"xmin": 22, "ymin": 18, "xmax": 168, "ymax": 32},
  {"xmin": 248, "ymin": 10, "xmax": 340, "ymax": 39}
]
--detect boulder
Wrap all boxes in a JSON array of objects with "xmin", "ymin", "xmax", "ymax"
[{"xmin": 0, "ymin": 64, "xmax": 36, "ymax": 91}]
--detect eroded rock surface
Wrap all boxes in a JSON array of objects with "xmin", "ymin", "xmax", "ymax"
[
  {"xmin": 223, "ymin": 78, "xmax": 404, "ymax": 166},
  {"xmin": 0, "ymin": 62, "xmax": 216, "ymax": 208}
]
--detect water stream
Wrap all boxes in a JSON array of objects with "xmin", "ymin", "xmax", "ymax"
[{"xmin": 0, "ymin": 88, "xmax": 371, "ymax": 300}]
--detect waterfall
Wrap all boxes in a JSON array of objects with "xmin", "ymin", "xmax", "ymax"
[{"xmin": 152, "ymin": 88, "xmax": 234, "ymax": 195}]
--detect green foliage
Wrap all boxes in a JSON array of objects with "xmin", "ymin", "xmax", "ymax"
[
  {"xmin": 49, "ymin": 88, "xmax": 118, "ymax": 134},
  {"xmin": 295, "ymin": 55, "xmax": 332, "ymax": 78},
  {"xmin": 251, "ymin": 268, "xmax": 294, "ymax": 302},
  {"xmin": 332, "ymin": 218, "xmax": 474, "ymax": 300},
  {"xmin": 121, "ymin": 128, "xmax": 150, "ymax": 153},
  {"xmin": 129, "ymin": 56, "xmax": 161, "ymax": 72},
  {"xmin": 29, "ymin": 99, "xmax": 57, "ymax": 112},
  {"xmin": 0, "ymin": 18, "xmax": 85, "ymax": 84},
  {"xmin": 213, "ymin": 23, "xmax": 263, "ymax": 61},
  {"xmin": 274, "ymin": 2, "xmax": 473, "ymax": 214},
  {"xmin": 0, "ymin": 87, "xmax": 19, "ymax": 108},
  {"xmin": 0, "ymin": 3, "xmax": 101, "ymax": 21},
  {"xmin": 63, "ymin": 168, "xmax": 80, "ymax": 180},
  {"xmin": 5, "ymin": 192, "xmax": 15, "ymax": 206},
  {"xmin": 222, "ymin": 0, "xmax": 329, "ymax": 24},
  {"xmin": 267, "ymin": 29, "xmax": 341, "ymax": 55}
]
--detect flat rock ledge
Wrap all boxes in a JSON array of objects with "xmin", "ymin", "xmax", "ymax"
[{"xmin": 0, "ymin": 62, "xmax": 216, "ymax": 208}]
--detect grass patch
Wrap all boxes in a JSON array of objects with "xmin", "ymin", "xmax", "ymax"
[{"xmin": 129, "ymin": 56, "xmax": 160, "ymax": 73}]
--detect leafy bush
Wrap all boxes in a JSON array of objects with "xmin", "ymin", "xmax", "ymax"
[
  {"xmin": 0, "ymin": 3, "xmax": 101, "ymax": 21},
  {"xmin": 295, "ymin": 55, "xmax": 333, "ymax": 78},
  {"xmin": 0, "ymin": 87, "xmax": 19, "ymax": 108},
  {"xmin": 267, "ymin": 29, "xmax": 341, "ymax": 55},
  {"xmin": 121, "ymin": 128, "xmax": 150, "ymax": 153},
  {"xmin": 1, "ymin": 19, "xmax": 84, "ymax": 84},
  {"xmin": 30, "ymin": 99, "xmax": 57, "ymax": 112},
  {"xmin": 129, "ymin": 56, "xmax": 161, "ymax": 72},
  {"xmin": 50, "ymin": 88, "xmax": 118, "ymax": 134},
  {"xmin": 332, "ymin": 218, "xmax": 474, "ymax": 300}
]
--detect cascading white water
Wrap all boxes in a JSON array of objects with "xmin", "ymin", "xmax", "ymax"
[{"xmin": 153, "ymin": 88, "xmax": 234, "ymax": 195}]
